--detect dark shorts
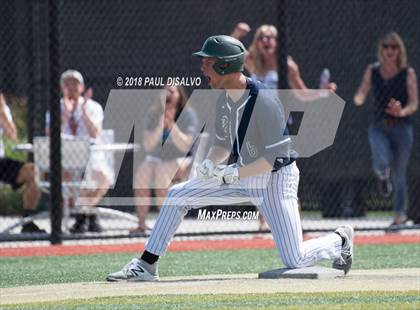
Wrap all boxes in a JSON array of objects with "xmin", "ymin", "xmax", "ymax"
[{"xmin": 0, "ymin": 158, "xmax": 24, "ymax": 190}]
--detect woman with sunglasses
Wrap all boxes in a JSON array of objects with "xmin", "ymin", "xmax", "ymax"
[
  {"xmin": 232, "ymin": 23, "xmax": 337, "ymax": 93},
  {"xmin": 354, "ymin": 32, "xmax": 418, "ymax": 227}
]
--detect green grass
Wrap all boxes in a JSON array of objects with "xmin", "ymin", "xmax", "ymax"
[
  {"xmin": 1, "ymin": 244, "xmax": 419, "ymax": 288},
  {"xmin": 3, "ymin": 291, "xmax": 420, "ymax": 309}
]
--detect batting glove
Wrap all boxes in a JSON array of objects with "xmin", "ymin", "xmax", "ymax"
[
  {"xmin": 213, "ymin": 164, "xmax": 240, "ymax": 184},
  {"xmin": 196, "ymin": 159, "xmax": 215, "ymax": 180}
]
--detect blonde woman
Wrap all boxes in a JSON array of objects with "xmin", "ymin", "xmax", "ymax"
[
  {"xmin": 354, "ymin": 32, "xmax": 418, "ymax": 226},
  {"xmin": 232, "ymin": 23, "xmax": 337, "ymax": 92}
]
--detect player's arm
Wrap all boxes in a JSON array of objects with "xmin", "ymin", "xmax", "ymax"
[
  {"xmin": 209, "ymin": 96, "xmax": 233, "ymax": 165},
  {"xmin": 0, "ymin": 93, "xmax": 17, "ymax": 140},
  {"xmin": 197, "ymin": 97, "xmax": 233, "ymax": 179},
  {"xmin": 208, "ymin": 118, "xmax": 231, "ymax": 165},
  {"xmin": 211, "ymin": 95, "xmax": 292, "ymax": 182},
  {"xmin": 242, "ymin": 93, "xmax": 291, "ymax": 178},
  {"xmin": 354, "ymin": 65, "xmax": 372, "ymax": 106}
]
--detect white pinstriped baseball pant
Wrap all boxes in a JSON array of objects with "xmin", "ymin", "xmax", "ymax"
[{"xmin": 145, "ymin": 162, "xmax": 342, "ymax": 268}]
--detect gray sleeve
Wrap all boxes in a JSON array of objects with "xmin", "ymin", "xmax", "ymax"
[
  {"xmin": 255, "ymin": 93, "xmax": 291, "ymax": 166},
  {"xmin": 213, "ymin": 100, "xmax": 230, "ymax": 150}
]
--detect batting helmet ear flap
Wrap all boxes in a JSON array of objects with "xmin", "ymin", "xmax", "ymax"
[
  {"xmin": 193, "ymin": 35, "xmax": 246, "ymax": 75},
  {"xmin": 214, "ymin": 61, "xmax": 231, "ymax": 75},
  {"xmin": 219, "ymin": 63, "xmax": 230, "ymax": 69}
]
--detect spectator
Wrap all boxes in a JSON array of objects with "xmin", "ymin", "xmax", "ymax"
[
  {"xmin": 0, "ymin": 92, "xmax": 42, "ymax": 233},
  {"xmin": 231, "ymin": 23, "xmax": 337, "ymax": 93},
  {"xmin": 46, "ymin": 70, "xmax": 112, "ymax": 233},
  {"xmin": 131, "ymin": 85, "xmax": 198, "ymax": 234},
  {"xmin": 354, "ymin": 32, "xmax": 418, "ymax": 227}
]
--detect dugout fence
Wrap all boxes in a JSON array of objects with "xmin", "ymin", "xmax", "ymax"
[{"xmin": 0, "ymin": 0, "xmax": 419, "ymax": 243}]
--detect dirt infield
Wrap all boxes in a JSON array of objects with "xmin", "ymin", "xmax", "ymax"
[{"xmin": 1, "ymin": 268, "xmax": 419, "ymax": 305}]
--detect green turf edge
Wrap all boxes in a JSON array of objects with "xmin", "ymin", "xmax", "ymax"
[{"xmin": 2, "ymin": 291, "xmax": 420, "ymax": 310}]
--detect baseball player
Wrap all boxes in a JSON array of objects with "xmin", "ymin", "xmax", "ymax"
[{"xmin": 107, "ymin": 35, "xmax": 353, "ymax": 282}]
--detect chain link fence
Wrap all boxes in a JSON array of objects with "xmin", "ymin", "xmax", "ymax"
[{"xmin": 0, "ymin": 0, "xmax": 419, "ymax": 242}]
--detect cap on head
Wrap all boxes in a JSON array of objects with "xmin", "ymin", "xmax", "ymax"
[
  {"xmin": 193, "ymin": 35, "xmax": 245, "ymax": 75},
  {"xmin": 60, "ymin": 69, "xmax": 84, "ymax": 85}
]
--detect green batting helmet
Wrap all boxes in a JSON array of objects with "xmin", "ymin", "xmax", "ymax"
[{"xmin": 193, "ymin": 35, "xmax": 245, "ymax": 75}]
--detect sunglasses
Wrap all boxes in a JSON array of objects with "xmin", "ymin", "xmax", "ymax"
[
  {"xmin": 258, "ymin": 35, "xmax": 275, "ymax": 41},
  {"xmin": 382, "ymin": 43, "xmax": 399, "ymax": 50}
]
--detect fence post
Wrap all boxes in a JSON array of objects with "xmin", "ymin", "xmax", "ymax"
[
  {"xmin": 277, "ymin": 0, "xmax": 289, "ymax": 90},
  {"xmin": 48, "ymin": 0, "xmax": 62, "ymax": 245}
]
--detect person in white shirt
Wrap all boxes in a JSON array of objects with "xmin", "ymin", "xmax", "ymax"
[
  {"xmin": 0, "ymin": 92, "xmax": 42, "ymax": 233},
  {"xmin": 46, "ymin": 70, "xmax": 111, "ymax": 233}
]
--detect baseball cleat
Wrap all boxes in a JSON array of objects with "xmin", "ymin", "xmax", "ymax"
[
  {"xmin": 332, "ymin": 225, "xmax": 354, "ymax": 275},
  {"xmin": 106, "ymin": 258, "xmax": 159, "ymax": 282}
]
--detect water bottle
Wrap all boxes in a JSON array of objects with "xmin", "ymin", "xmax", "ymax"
[{"xmin": 319, "ymin": 68, "xmax": 331, "ymax": 89}]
